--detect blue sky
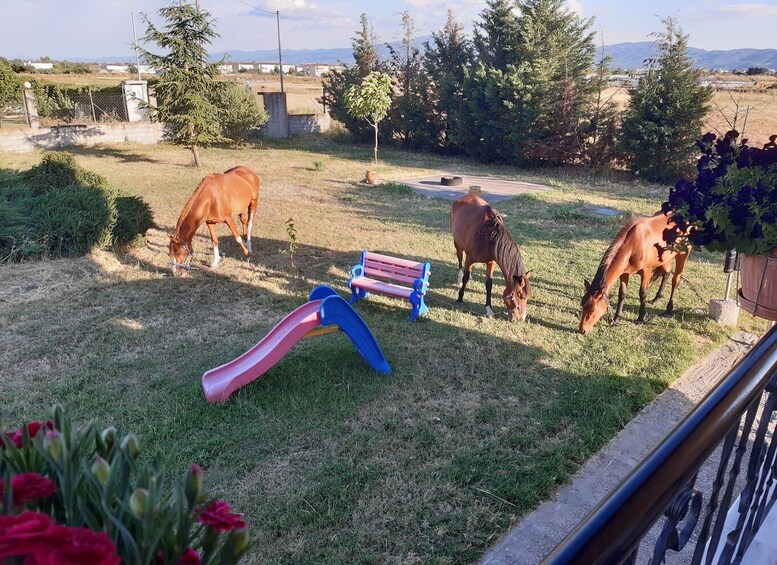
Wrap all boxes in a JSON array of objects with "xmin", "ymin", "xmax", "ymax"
[{"xmin": 1, "ymin": 0, "xmax": 776, "ymax": 60}]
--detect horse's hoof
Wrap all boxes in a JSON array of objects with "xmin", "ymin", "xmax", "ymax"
[
  {"xmin": 610, "ymin": 319, "xmax": 620, "ymax": 326},
  {"xmin": 649, "ymin": 297, "xmax": 662, "ymax": 304},
  {"xmin": 485, "ymin": 306, "xmax": 495, "ymax": 318},
  {"xmin": 660, "ymin": 311, "xmax": 674, "ymax": 318},
  {"xmin": 634, "ymin": 318, "xmax": 646, "ymax": 325},
  {"xmin": 456, "ymin": 298, "xmax": 464, "ymax": 304}
]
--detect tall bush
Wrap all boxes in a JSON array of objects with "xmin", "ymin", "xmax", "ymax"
[
  {"xmin": 211, "ymin": 82, "xmax": 268, "ymax": 143},
  {"xmin": 621, "ymin": 17, "xmax": 712, "ymax": 182},
  {"xmin": 0, "ymin": 58, "xmax": 23, "ymax": 128}
]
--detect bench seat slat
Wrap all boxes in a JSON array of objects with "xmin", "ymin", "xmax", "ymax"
[
  {"xmin": 350, "ymin": 277, "xmax": 414, "ymax": 299},
  {"xmin": 365, "ymin": 252, "xmax": 424, "ymax": 271},
  {"xmin": 363, "ymin": 267, "xmax": 419, "ymax": 285},
  {"xmin": 364, "ymin": 259, "xmax": 426, "ymax": 279}
]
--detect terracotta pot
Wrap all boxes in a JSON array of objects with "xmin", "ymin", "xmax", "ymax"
[
  {"xmin": 365, "ymin": 170, "xmax": 377, "ymax": 185},
  {"xmin": 738, "ymin": 248, "xmax": 777, "ymax": 321}
]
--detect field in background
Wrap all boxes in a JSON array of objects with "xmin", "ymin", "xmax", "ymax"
[{"xmin": 0, "ymin": 139, "xmax": 766, "ymax": 562}]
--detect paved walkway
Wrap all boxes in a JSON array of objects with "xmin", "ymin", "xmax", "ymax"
[
  {"xmin": 394, "ymin": 174, "xmax": 552, "ymax": 202},
  {"xmin": 481, "ymin": 332, "xmax": 759, "ymax": 565}
]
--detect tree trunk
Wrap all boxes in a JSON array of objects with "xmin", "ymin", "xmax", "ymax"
[
  {"xmin": 191, "ymin": 145, "xmax": 203, "ymax": 168},
  {"xmin": 373, "ymin": 122, "xmax": 378, "ymax": 165}
]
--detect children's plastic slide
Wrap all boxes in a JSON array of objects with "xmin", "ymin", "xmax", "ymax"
[{"xmin": 201, "ymin": 286, "xmax": 391, "ymax": 402}]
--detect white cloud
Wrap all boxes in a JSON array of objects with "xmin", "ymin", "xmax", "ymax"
[
  {"xmin": 566, "ymin": 0, "xmax": 583, "ymax": 17},
  {"xmin": 717, "ymin": 3, "xmax": 777, "ymax": 17}
]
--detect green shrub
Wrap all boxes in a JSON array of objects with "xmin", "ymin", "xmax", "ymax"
[
  {"xmin": 24, "ymin": 151, "xmax": 109, "ymax": 195},
  {"xmin": 31, "ymin": 185, "xmax": 116, "ymax": 257},
  {"xmin": 114, "ymin": 195, "xmax": 155, "ymax": 248},
  {"xmin": 313, "ymin": 160, "xmax": 325, "ymax": 172},
  {"xmin": 212, "ymin": 82, "xmax": 269, "ymax": 143}
]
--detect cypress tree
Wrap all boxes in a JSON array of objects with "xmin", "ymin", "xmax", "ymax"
[
  {"xmin": 139, "ymin": 4, "xmax": 223, "ymax": 168},
  {"xmin": 423, "ymin": 9, "xmax": 473, "ymax": 152},
  {"xmin": 621, "ymin": 17, "xmax": 712, "ymax": 181},
  {"xmin": 322, "ymin": 14, "xmax": 380, "ymax": 142}
]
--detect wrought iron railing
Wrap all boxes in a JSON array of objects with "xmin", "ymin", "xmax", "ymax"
[{"xmin": 544, "ymin": 326, "xmax": 777, "ymax": 564}]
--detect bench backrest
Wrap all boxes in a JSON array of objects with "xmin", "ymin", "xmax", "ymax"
[{"xmin": 361, "ymin": 251, "xmax": 430, "ymax": 288}]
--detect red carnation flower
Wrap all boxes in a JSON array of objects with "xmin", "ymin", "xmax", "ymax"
[
  {"xmin": 197, "ymin": 500, "xmax": 248, "ymax": 532},
  {"xmin": 29, "ymin": 525, "xmax": 120, "ymax": 565},
  {"xmin": 1, "ymin": 420, "xmax": 53, "ymax": 449},
  {"xmin": 0, "ymin": 512, "xmax": 53, "ymax": 559},
  {"xmin": 179, "ymin": 547, "xmax": 202, "ymax": 565},
  {"xmin": 0, "ymin": 472, "xmax": 57, "ymax": 507}
]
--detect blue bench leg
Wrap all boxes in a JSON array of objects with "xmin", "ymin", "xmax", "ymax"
[
  {"xmin": 349, "ymin": 286, "xmax": 367, "ymax": 305},
  {"xmin": 408, "ymin": 292, "xmax": 428, "ymax": 322}
]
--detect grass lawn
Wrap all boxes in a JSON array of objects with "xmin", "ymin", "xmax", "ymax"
[{"xmin": 0, "ymin": 139, "xmax": 766, "ymax": 563}]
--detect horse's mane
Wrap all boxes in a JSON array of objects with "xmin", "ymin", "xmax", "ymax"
[
  {"xmin": 175, "ymin": 175, "xmax": 212, "ymax": 232},
  {"xmin": 479, "ymin": 208, "xmax": 527, "ymax": 278},
  {"xmin": 588, "ymin": 217, "xmax": 639, "ymax": 295}
]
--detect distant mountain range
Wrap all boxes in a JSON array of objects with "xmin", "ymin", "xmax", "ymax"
[
  {"xmin": 74, "ymin": 42, "xmax": 777, "ymax": 71},
  {"xmin": 600, "ymin": 42, "xmax": 777, "ymax": 71}
]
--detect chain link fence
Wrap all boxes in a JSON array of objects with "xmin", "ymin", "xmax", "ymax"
[{"xmin": 35, "ymin": 86, "xmax": 129, "ymax": 126}]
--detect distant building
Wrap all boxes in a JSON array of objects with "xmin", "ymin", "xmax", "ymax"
[
  {"xmin": 105, "ymin": 64, "xmax": 130, "ymax": 73},
  {"xmin": 137, "ymin": 65, "xmax": 157, "ymax": 75},
  {"xmin": 27, "ymin": 62, "xmax": 54, "ymax": 70},
  {"xmin": 300, "ymin": 63, "xmax": 345, "ymax": 77}
]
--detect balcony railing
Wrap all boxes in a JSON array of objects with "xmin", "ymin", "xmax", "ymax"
[{"xmin": 544, "ymin": 326, "xmax": 777, "ymax": 564}]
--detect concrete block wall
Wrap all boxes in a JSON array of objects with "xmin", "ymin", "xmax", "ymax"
[
  {"xmin": 288, "ymin": 113, "xmax": 332, "ymax": 136},
  {"xmin": 0, "ymin": 122, "xmax": 166, "ymax": 154}
]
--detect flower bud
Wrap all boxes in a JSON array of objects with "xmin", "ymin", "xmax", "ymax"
[
  {"xmin": 185, "ymin": 464, "xmax": 204, "ymax": 506},
  {"xmin": 100, "ymin": 427, "xmax": 117, "ymax": 455},
  {"xmin": 43, "ymin": 429, "xmax": 64, "ymax": 461},
  {"xmin": 121, "ymin": 433, "xmax": 140, "ymax": 459},
  {"xmin": 51, "ymin": 403, "xmax": 65, "ymax": 430},
  {"xmin": 129, "ymin": 487, "xmax": 149, "ymax": 516},
  {"xmin": 231, "ymin": 528, "xmax": 250, "ymax": 557},
  {"xmin": 91, "ymin": 455, "xmax": 111, "ymax": 486}
]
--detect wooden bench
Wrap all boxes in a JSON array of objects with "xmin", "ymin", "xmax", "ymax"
[{"xmin": 348, "ymin": 251, "xmax": 431, "ymax": 321}]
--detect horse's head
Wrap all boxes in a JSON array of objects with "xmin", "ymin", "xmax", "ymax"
[
  {"xmin": 505, "ymin": 271, "xmax": 531, "ymax": 322},
  {"xmin": 168, "ymin": 234, "xmax": 192, "ymax": 278},
  {"xmin": 579, "ymin": 279, "xmax": 609, "ymax": 334}
]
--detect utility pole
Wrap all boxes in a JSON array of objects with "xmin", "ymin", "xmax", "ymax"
[
  {"xmin": 276, "ymin": 10, "xmax": 284, "ymax": 93},
  {"xmin": 131, "ymin": 12, "xmax": 141, "ymax": 81},
  {"xmin": 195, "ymin": 0, "xmax": 201, "ymax": 12}
]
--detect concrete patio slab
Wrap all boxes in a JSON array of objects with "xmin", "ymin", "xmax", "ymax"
[{"xmin": 394, "ymin": 174, "xmax": 553, "ymax": 203}]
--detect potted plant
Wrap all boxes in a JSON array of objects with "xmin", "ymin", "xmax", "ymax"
[
  {"xmin": 344, "ymin": 71, "xmax": 392, "ymax": 185},
  {"xmin": 662, "ymin": 130, "xmax": 777, "ymax": 319}
]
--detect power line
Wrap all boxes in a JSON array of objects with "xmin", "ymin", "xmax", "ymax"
[{"xmin": 233, "ymin": 0, "xmax": 285, "ymax": 92}]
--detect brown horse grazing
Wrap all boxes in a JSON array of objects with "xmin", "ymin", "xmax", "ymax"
[
  {"xmin": 579, "ymin": 212, "xmax": 690, "ymax": 334},
  {"xmin": 168, "ymin": 166, "xmax": 260, "ymax": 277},
  {"xmin": 450, "ymin": 194, "xmax": 532, "ymax": 322}
]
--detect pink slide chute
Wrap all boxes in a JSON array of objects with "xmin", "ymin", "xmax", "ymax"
[{"xmin": 201, "ymin": 299, "xmax": 324, "ymax": 402}]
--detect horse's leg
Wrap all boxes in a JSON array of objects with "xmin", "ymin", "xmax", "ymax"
[
  {"xmin": 456, "ymin": 257, "xmax": 474, "ymax": 303},
  {"xmin": 612, "ymin": 273, "xmax": 629, "ymax": 325},
  {"xmin": 636, "ymin": 269, "xmax": 652, "ymax": 324},
  {"xmin": 485, "ymin": 261, "xmax": 496, "ymax": 318},
  {"xmin": 206, "ymin": 222, "xmax": 222, "ymax": 268},
  {"xmin": 664, "ymin": 252, "xmax": 689, "ymax": 316},
  {"xmin": 225, "ymin": 217, "xmax": 251, "ymax": 257},
  {"xmin": 455, "ymin": 242, "xmax": 464, "ymax": 285},
  {"xmin": 238, "ymin": 212, "xmax": 251, "ymax": 253},
  {"xmin": 650, "ymin": 268, "xmax": 669, "ymax": 303},
  {"xmin": 245, "ymin": 199, "xmax": 257, "ymax": 253}
]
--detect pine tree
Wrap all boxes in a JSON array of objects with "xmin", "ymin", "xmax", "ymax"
[
  {"xmin": 512, "ymin": 0, "xmax": 597, "ymax": 164},
  {"xmin": 139, "ymin": 4, "xmax": 223, "ymax": 168},
  {"xmin": 322, "ymin": 14, "xmax": 380, "ymax": 142},
  {"xmin": 385, "ymin": 11, "xmax": 426, "ymax": 148},
  {"xmin": 621, "ymin": 17, "xmax": 712, "ymax": 182},
  {"xmin": 423, "ymin": 9, "xmax": 473, "ymax": 152},
  {"xmin": 472, "ymin": 0, "xmax": 521, "ymax": 71}
]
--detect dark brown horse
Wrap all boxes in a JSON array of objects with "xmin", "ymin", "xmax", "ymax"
[
  {"xmin": 450, "ymin": 194, "xmax": 531, "ymax": 322},
  {"xmin": 579, "ymin": 212, "xmax": 690, "ymax": 334},
  {"xmin": 168, "ymin": 166, "xmax": 260, "ymax": 277}
]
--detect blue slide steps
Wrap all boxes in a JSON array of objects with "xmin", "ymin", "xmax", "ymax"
[{"xmin": 309, "ymin": 286, "xmax": 392, "ymax": 374}]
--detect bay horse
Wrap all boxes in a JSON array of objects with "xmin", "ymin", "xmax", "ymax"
[
  {"xmin": 579, "ymin": 212, "xmax": 690, "ymax": 334},
  {"xmin": 450, "ymin": 194, "xmax": 531, "ymax": 322},
  {"xmin": 168, "ymin": 166, "xmax": 260, "ymax": 277}
]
